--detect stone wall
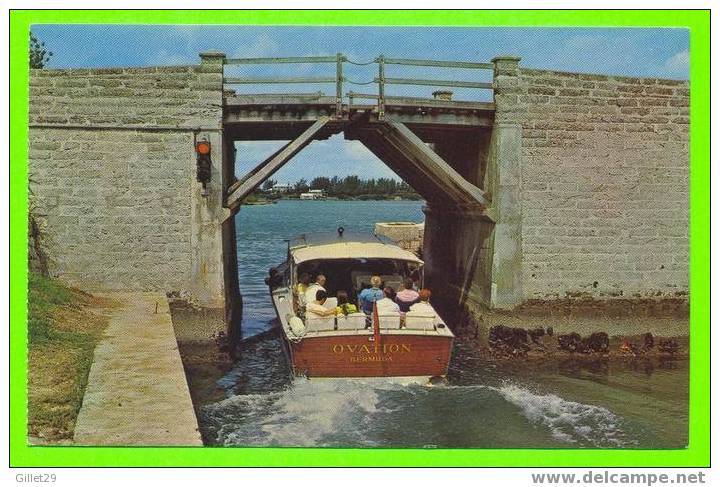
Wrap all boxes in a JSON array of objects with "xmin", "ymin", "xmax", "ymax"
[
  {"xmin": 28, "ymin": 59, "xmax": 226, "ymax": 306},
  {"xmin": 496, "ymin": 65, "xmax": 689, "ymax": 300},
  {"xmin": 27, "ymin": 56, "xmax": 691, "ymax": 314},
  {"xmin": 374, "ymin": 222, "xmax": 424, "ymax": 255}
]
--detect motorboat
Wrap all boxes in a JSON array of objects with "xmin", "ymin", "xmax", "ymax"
[{"xmin": 267, "ymin": 229, "xmax": 454, "ymax": 379}]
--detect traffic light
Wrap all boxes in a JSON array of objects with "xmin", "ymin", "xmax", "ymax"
[{"xmin": 195, "ymin": 139, "xmax": 211, "ymax": 195}]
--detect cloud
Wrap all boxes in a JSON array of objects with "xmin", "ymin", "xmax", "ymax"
[
  {"xmin": 148, "ymin": 49, "xmax": 196, "ymax": 66},
  {"xmin": 663, "ymin": 48, "xmax": 689, "ymax": 76},
  {"xmin": 233, "ymin": 33, "xmax": 281, "ymax": 58},
  {"xmin": 537, "ymin": 32, "xmax": 645, "ymax": 75}
]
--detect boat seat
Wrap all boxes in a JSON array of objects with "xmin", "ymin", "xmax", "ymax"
[
  {"xmin": 336, "ymin": 313, "xmax": 360, "ymax": 331},
  {"xmin": 378, "ymin": 312, "xmax": 401, "ymax": 330},
  {"xmin": 404, "ymin": 312, "xmax": 437, "ymax": 331},
  {"xmin": 274, "ymin": 295, "xmax": 294, "ymax": 321},
  {"xmin": 305, "ymin": 316, "xmax": 336, "ymax": 332},
  {"xmin": 345, "ymin": 312, "xmax": 369, "ymax": 329}
]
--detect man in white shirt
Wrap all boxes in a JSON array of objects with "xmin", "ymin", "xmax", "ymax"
[
  {"xmin": 305, "ymin": 289, "xmax": 336, "ymax": 317},
  {"xmin": 409, "ymin": 288, "xmax": 437, "ymax": 315},
  {"xmin": 304, "ymin": 274, "xmax": 327, "ymax": 306},
  {"xmin": 376, "ymin": 287, "xmax": 400, "ymax": 313}
]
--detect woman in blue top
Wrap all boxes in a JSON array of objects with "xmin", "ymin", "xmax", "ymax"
[{"xmin": 358, "ymin": 275, "xmax": 385, "ymax": 314}]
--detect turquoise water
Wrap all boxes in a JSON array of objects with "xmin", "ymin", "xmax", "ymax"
[{"xmin": 198, "ymin": 200, "xmax": 689, "ymax": 449}]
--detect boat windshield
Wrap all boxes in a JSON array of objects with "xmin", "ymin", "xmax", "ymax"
[
  {"xmin": 296, "ymin": 258, "xmax": 422, "ymax": 304},
  {"xmin": 288, "ymin": 231, "xmax": 392, "ymax": 250}
]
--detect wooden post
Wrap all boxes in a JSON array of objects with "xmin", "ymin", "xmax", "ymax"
[
  {"xmin": 377, "ymin": 55, "xmax": 385, "ymax": 120},
  {"xmin": 335, "ymin": 53, "xmax": 343, "ymax": 118}
]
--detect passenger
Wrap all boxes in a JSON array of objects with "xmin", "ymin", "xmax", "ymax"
[
  {"xmin": 295, "ymin": 272, "xmax": 312, "ymax": 307},
  {"xmin": 266, "ymin": 268, "xmax": 283, "ymax": 288},
  {"xmin": 358, "ymin": 275, "xmax": 385, "ymax": 314},
  {"xmin": 409, "ymin": 288, "xmax": 436, "ymax": 315},
  {"xmin": 410, "ymin": 269, "xmax": 422, "ymax": 290},
  {"xmin": 376, "ymin": 286, "xmax": 401, "ymax": 313},
  {"xmin": 395, "ymin": 277, "xmax": 420, "ymax": 313},
  {"xmin": 304, "ymin": 274, "xmax": 327, "ymax": 306},
  {"xmin": 305, "ymin": 289, "xmax": 336, "ymax": 318},
  {"xmin": 335, "ymin": 290, "xmax": 358, "ymax": 316}
]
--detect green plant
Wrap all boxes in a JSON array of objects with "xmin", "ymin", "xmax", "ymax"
[{"xmin": 29, "ymin": 32, "xmax": 52, "ymax": 69}]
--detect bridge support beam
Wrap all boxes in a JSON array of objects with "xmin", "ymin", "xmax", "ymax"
[
  {"xmin": 379, "ymin": 121, "xmax": 490, "ymax": 209},
  {"xmin": 225, "ymin": 117, "xmax": 330, "ymax": 210},
  {"xmin": 349, "ymin": 121, "xmax": 489, "ymax": 209}
]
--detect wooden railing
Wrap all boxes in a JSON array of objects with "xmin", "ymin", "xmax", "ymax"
[{"xmin": 222, "ymin": 54, "xmax": 494, "ymax": 118}]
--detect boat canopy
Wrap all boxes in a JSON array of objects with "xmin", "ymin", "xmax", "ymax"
[{"xmin": 291, "ymin": 241, "xmax": 423, "ymax": 265}]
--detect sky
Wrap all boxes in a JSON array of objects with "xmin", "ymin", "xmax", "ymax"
[{"xmin": 33, "ymin": 25, "xmax": 689, "ymax": 182}]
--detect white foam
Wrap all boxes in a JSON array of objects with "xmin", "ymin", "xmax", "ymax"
[
  {"xmin": 497, "ymin": 383, "xmax": 634, "ymax": 447},
  {"xmin": 202, "ymin": 378, "xmax": 637, "ymax": 448},
  {"xmin": 203, "ymin": 378, "xmax": 405, "ymax": 446}
]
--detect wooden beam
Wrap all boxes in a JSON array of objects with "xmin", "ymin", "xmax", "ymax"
[
  {"xmin": 382, "ymin": 58, "xmax": 494, "ymax": 70},
  {"xmin": 225, "ymin": 117, "xmax": 331, "ymax": 209},
  {"xmin": 226, "ymin": 143, "xmax": 292, "ymax": 196},
  {"xmin": 224, "ymin": 76, "xmax": 336, "ymax": 85},
  {"xmin": 380, "ymin": 120, "xmax": 490, "ymax": 208},
  {"xmin": 379, "ymin": 78, "xmax": 493, "ymax": 90},
  {"xmin": 349, "ymin": 125, "xmax": 489, "ymax": 213},
  {"xmin": 351, "ymin": 129, "xmax": 444, "ymax": 203},
  {"xmin": 368, "ymin": 128, "xmax": 471, "ymax": 206},
  {"xmin": 224, "ymin": 56, "xmax": 338, "ymax": 65}
]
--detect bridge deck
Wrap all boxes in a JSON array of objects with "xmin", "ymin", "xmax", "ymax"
[{"xmin": 223, "ymin": 94, "xmax": 495, "ymax": 141}]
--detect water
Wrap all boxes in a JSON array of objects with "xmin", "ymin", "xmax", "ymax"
[{"xmin": 197, "ymin": 199, "xmax": 688, "ymax": 448}]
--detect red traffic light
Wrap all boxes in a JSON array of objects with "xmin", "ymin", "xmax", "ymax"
[{"xmin": 196, "ymin": 141, "xmax": 211, "ymax": 155}]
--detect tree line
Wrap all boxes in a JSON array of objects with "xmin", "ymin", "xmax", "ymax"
[{"xmin": 259, "ymin": 176, "xmax": 421, "ymax": 200}]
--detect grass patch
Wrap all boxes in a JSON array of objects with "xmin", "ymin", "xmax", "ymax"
[{"xmin": 27, "ymin": 272, "xmax": 114, "ymax": 441}]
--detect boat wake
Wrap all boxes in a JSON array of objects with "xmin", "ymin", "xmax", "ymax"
[
  {"xmin": 200, "ymin": 377, "xmax": 637, "ymax": 448},
  {"xmin": 202, "ymin": 378, "xmax": 393, "ymax": 447},
  {"xmin": 495, "ymin": 383, "xmax": 636, "ymax": 447}
]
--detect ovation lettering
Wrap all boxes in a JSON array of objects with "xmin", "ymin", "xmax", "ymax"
[{"xmin": 331, "ymin": 343, "xmax": 411, "ymax": 354}]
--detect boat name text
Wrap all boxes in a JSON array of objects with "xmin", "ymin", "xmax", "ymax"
[{"xmin": 331, "ymin": 343, "xmax": 411, "ymax": 354}]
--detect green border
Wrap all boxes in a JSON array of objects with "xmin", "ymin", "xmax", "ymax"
[{"xmin": 10, "ymin": 9, "xmax": 710, "ymax": 467}]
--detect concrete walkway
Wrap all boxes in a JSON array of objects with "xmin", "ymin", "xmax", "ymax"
[{"xmin": 73, "ymin": 293, "xmax": 203, "ymax": 446}]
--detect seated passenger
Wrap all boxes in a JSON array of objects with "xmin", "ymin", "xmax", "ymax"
[
  {"xmin": 376, "ymin": 287, "xmax": 400, "ymax": 314},
  {"xmin": 335, "ymin": 290, "xmax": 358, "ymax": 316},
  {"xmin": 410, "ymin": 269, "xmax": 422, "ymax": 290},
  {"xmin": 294, "ymin": 272, "xmax": 312, "ymax": 307},
  {"xmin": 266, "ymin": 268, "xmax": 283, "ymax": 288},
  {"xmin": 409, "ymin": 288, "xmax": 436, "ymax": 315},
  {"xmin": 306, "ymin": 289, "xmax": 336, "ymax": 318},
  {"xmin": 395, "ymin": 277, "xmax": 420, "ymax": 313},
  {"xmin": 304, "ymin": 274, "xmax": 327, "ymax": 306},
  {"xmin": 358, "ymin": 275, "xmax": 384, "ymax": 314}
]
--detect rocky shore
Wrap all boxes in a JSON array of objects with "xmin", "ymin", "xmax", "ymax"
[{"xmin": 443, "ymin": 296, "xmax": 689, "ymax": 362}]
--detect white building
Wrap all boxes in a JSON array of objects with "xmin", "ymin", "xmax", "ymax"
[
  {"xmin": 269, "ymin": 183, "xmax": 292, "ymax": 193},
  {"xmin": 300, "ymin": 189, "xmax": 326, "ymax": 200}
]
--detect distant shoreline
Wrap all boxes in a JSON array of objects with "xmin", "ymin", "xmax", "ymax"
[{"xmin": 243, "ymin": 196, "xmax": 424, "ymax": 205}]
